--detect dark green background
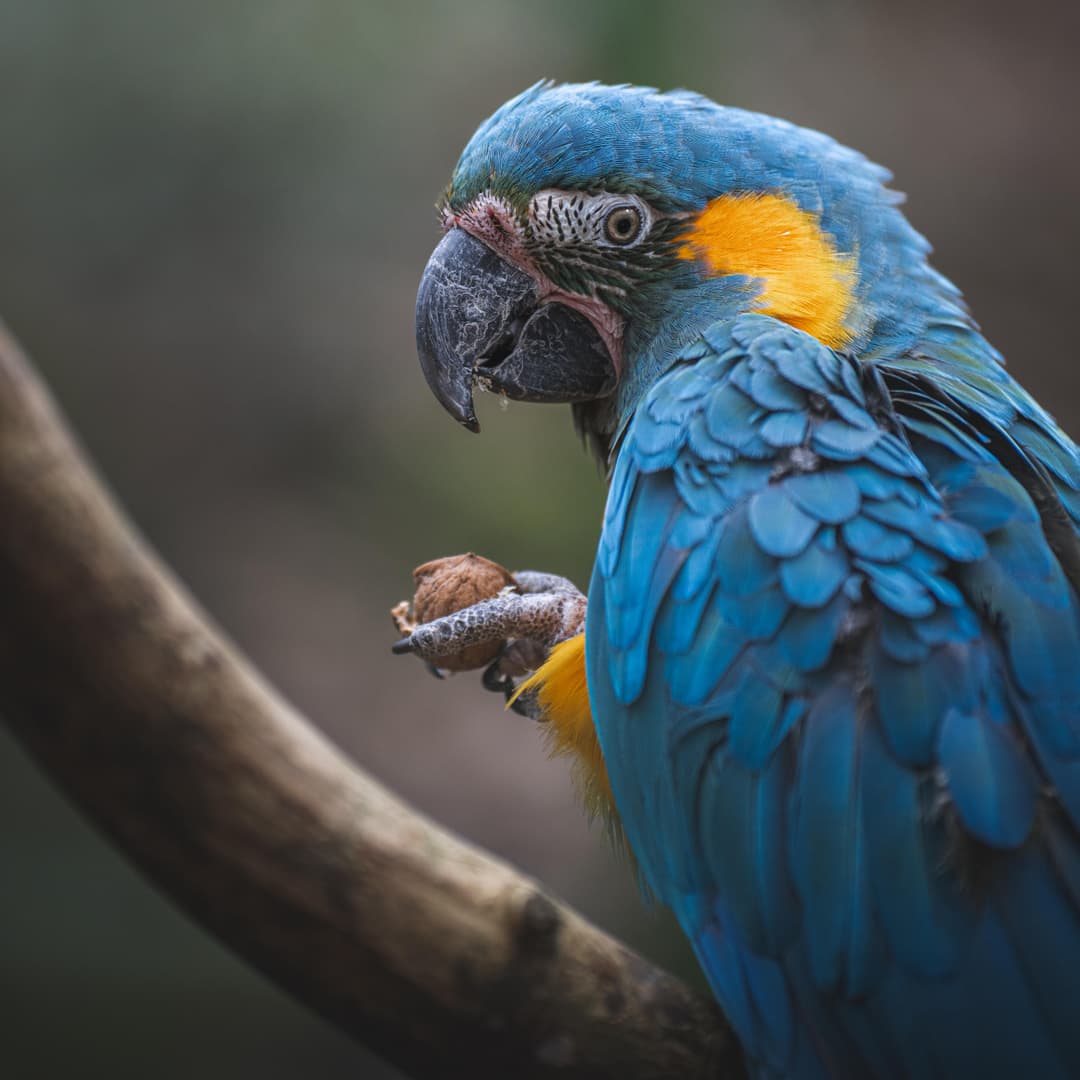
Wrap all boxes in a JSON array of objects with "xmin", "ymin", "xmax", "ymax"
[{"xmin": 1, "ymin": 2, "xmax": 1077, "ymax": 1076}]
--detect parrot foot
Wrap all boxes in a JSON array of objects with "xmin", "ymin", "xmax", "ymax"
[{"xmin": 392, "ymin": 569, "xmax": 586, "ymax": 716}]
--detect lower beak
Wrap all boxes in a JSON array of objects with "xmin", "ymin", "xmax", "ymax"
[{"xmin": 414, "ymin": 229, "xmax": 615, "ymax": 432}]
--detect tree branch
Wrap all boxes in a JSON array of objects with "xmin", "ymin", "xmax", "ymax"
[{"xmin": 0, "ymin": 322, "xmax": 744, "ymax": 1079}]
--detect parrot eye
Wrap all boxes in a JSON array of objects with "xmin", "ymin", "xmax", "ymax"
[
  {"xmin": 604, "ymin": 205, "xmax": 643, "ymax": 245},
  {"xmin": 528, "ymin": 189, "xmax": 653, "ymax": 253}
]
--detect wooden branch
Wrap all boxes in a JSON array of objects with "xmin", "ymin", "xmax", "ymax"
[{"xmin": 0, "ymin": 321, "xmax": 744, "ymax": 1079}]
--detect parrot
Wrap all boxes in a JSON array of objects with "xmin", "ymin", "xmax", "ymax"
[{"xmin": 395, "ymin": 81, "xmax": 1080, "ymax": 1078}]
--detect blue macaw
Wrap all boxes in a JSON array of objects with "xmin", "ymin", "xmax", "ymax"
[{"xmin": 400, "ymin": 82, "xmax": 1080, "ymax": 1077}]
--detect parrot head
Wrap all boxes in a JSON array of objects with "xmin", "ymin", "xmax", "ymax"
[{"xmin": 416, "ymin": 81, "xmax": 937, "ymax": 457}]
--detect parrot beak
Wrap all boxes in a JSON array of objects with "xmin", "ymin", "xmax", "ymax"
[{"xmin": 415, "ymin": 229, "xmax": 615, "ymax": 432}]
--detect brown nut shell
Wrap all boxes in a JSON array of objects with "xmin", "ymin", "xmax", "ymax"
[{"xmin": 411, "ymin": 553, "xmax": 516, "ymax": 670}]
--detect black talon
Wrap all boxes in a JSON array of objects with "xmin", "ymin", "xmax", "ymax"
[
  {"xmin": 482, "ymin": 659, "xmax": 515, "ymax": 697},
  {"xmin": 508, "ymin": 688, "xmax": 543, "ymax": 721},
  {"xmin": 391, "ymin": 638, "xmax": 415, "ymax": 655},
  {"xmin": 425, "ymin": 662, "xmax": 446, "ymax": 681},
  {"xmin": 481, "ymin": 658, "xmax": 541, "ymax": 718}
]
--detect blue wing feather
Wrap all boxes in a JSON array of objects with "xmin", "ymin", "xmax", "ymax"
[
  {"xmin": 586, "ymin": 313, "xmax": 1080, "ymax": 1077},
  {"xmin": 937, "ymin": 706, "xmax": 1038, "ymax": 848},
  {"xmin": 779, "ymin": 538, "xmax": 849, "ymax": 608},
  {"xmin": 748, "ymin": 486, "xmax": 820, "ymax": 558},
  {"xmin": 790, "ymin": 682, "xmax": 883, "ymax": 996},
  {"xmin": 860, "ymin": 719, "xmax": 966, "ymax": 978}
]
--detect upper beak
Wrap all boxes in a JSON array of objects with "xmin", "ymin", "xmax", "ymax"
[{"xmin": 414, "ymin": 228, "xmax": 615, "ymax": 432}]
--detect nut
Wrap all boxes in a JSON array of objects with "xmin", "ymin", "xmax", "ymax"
[{"xmin": 394, "ymin": 553, "xmax": 517, "ymax": 670}]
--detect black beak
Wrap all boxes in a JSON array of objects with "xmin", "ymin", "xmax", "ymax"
[{"xmin": 415, "ymin": 229, "xmax": 615, "ymax": 432}]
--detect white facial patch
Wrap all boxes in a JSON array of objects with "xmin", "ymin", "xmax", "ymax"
[
  {"xmin": 448, "ymin": 193, "xmax": 529, "ymax": 264},
  {"xmin": 528, "ymin": 190, "xmax": 653, "ymax": 249}
]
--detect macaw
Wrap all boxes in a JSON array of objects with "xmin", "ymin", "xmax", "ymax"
[{"xmin": 396, "ymin": 82, "xmax": 1080, "ymax": 1078}]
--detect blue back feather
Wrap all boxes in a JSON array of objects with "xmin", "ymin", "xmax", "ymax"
[{"xmin": 587, "ymin": 313, "xmax": 1080, "ymax": 1078}]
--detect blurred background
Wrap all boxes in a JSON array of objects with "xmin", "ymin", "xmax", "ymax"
[{"xmin": 0, "ymin": 1, "xmax": 1077, "ymax": 1076}]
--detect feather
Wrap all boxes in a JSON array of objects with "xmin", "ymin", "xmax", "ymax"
[
  {"xmin": 631, "ymin": 414, "xmax": 683, "ymax": 459},
  {"xmin": 749, "ymin": 363, "xmax": 807, "ymax": 411},
  {"xmin": 946, "ymin": 480, "xmax": 1017, "ymax": 533},
  {"xmin": 778, "ymin": 594, "xmax": 848, "ymax": 672},
  {"xmin": 598, "ymin": 450, "xmax": 636, "ymax": 575},
  {"xmin": 937, "ymin": 706, "xmax": 1037, "ymax": 848},
  {"xmin": 715, "ymin": 502, "xmax": 780, "ymax": 595},
  {"xmin": 654, "ymin": 577, "xmax": 714, "ymax": 654},
  {"xmin": 826, "ymin": 393, "xmax": 876, "ymax": 430},
  {"xmin": 705, "ymin": 383, "xmax": 766, "ymax": 449},
  {"xmin": 748, "ymin": 485, "xmax": 819, "ymax": 558},
  {"xmin": 773, "ymin": 341, "xmax": 835, "ymax": 395},
  {"xmin": 761, "ymin": 410, "xmax": 809, "ymax": 447},
  {"xmin": 783, "ymin": 471, "xmax": 861, "ymax": 524},
  {"xmin": 870, "ymin": 643, "xmax": 969, "ymax": 766},
  {"xmin": 687, "ymin": 410, "xmax": 738, "ymax": 463},
  {"xmin": 698, "ymin": 742, "xmax": 800, "ymax": 954},
  {"xmin": 665, "ymin": 607, "xmax": 746, "ymax": 706},
  {"xmin": 861, "ymin": 718, "xmax": 965, "ymax": 976},
  {"xmin": 844, "ymin": 463, "xmax": 909, "ymax": 501},
  {"xmin": 879, "ymin": 611, "xmax": 931, "ymax": 663},
  {"xmin": 691, "ymin": 918, "xmax": 800, "ymax": 1074},
  {"xmin": 864, "ymin": 499, "xmax": 988, "ymax": 562},
  {"xmin": 841, "ymin": 516, "xmax": 914, "ymax": 562},
  {"xmin": 780, "ymin": 536, "xmax": 849, "ymax": 608},
  {"xmin": 730, "ymin": 686, "xmax": 805, "ymax": 771},
  {"xmin": 908, "ymin": 564, "xmax": 964, "ymax": 607},
  {"xmin": 994, "ymin": 848, "xmax": 1080, "ymax": 1068},
  {"xmin": 790, "ymin": 684, "xmax": 882, "ymax": 995},
  {"xmin": 812, "ymin": 419, "xmax": 882, "ymax": 459},
  {"xmin": 716, "ymin": 582, "xmax": 790, "ymax": 639},
  {"xmin": 603, "ymin": 472, "xmax": 681, "ymax": 650},
  {"xmin": 866, "ymin": 431, "xmax": 929, "ymax": 477},
  {"xmin": 856, "ymin": 560, "xmax": 936, "ymax": 619}
]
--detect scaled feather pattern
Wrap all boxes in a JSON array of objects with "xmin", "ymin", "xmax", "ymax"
[{"xmin": 589, "ymin": 312, "xmax": 1080, "ymax": 1078}]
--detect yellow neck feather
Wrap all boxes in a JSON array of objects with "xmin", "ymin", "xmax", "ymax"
[
  {"xmin": 678, "ymin": 192, "xmax": 857, "ymax": 349},
  {"xmin": 512, "ymin": 634, "xmax": 618, "ymax": 827}
]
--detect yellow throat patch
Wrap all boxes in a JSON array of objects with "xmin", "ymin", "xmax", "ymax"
[
  {"xmin": 678, "ymin": 192, "xmax": 857, "ymax": 349},
  {"xmin": 512, "ymin": 634, "xmax": 617, "ymax": 826}
]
